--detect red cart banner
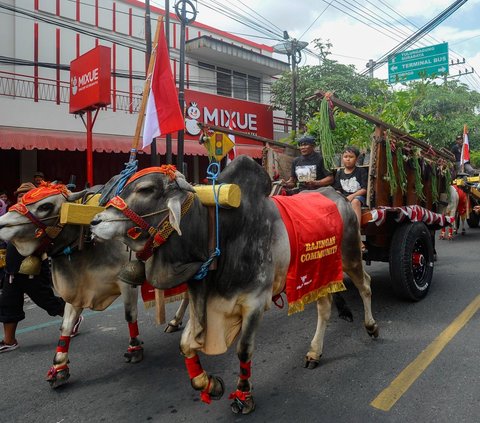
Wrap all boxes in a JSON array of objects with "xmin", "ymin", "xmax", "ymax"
[{"xmin": 272, "ymin": 193, "xmax": 345, "ymax": 315}]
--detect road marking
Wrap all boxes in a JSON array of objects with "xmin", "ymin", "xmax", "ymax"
[
  {"xmin": 16, "ymin": 302, "xmax": 124, "ymax": 335},
  {"xmin": 371, "ymin": 294, "xmax": 480, "ymax": 411}
]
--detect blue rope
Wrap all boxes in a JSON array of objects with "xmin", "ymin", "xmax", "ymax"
[
  {"xmin": 193, "ymin": 162, "xmax": 222, "ymax": 280},
  {"xmin": 115, "ymin": 160, "xmax": 138, "ymax": 195}
]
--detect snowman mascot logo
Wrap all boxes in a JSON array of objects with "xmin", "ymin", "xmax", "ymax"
[{"xmin": 185, "ymin": 102, "xmax": 201, "ymax": 135}]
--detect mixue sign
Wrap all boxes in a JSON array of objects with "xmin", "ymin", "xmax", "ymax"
[
  {"xmin": 184, "ymin": 89, "xmax": 273, "ymax": 143},
  {"xmin": 69, "ymin": 46, "xmax": 111, "ymax": 114}
]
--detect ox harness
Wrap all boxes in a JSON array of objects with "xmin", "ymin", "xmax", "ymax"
[
  {"xmin": 8, "ymin": 184, "xmax": 70, "ymax": 268},
  {"xmin": 106, "ymin": 191, "xmax": 195, "ymax": 262},
  {"xmin": 105, "ymin": 164, "xmax": 221, "ymax": 275}
]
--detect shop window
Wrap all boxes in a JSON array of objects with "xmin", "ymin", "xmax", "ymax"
[
  {"xmin": 233, "ymin": 72, "xmax": 247, "ymax": 100},
  {"xmin": 248, "ymin": 75, "xmax": 261, "ymax": 102},
  {"xmin": 217, "ymin": 67, "xmax": 232, "ymax": 97}
]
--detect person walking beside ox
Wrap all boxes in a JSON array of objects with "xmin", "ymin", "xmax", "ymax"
[{"xmin": 0, "ymin": 183, "xmax": 82, "ymax": 353}]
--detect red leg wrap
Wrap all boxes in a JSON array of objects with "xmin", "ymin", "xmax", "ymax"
[
  {"xmin": 56, "ymin": 336, "xmax": 71, "ymax": 353},
  {"xmin": 128, "ymin": 321, "xmax": 139, "ymax": 338},
  {"xmin": 239, "ymin": 360, "xmax": 251, "ymax": 380},
  {"xmin": 200, "ymin": 379, "xmax": 212, "ymax": 404},
  {"xmin": 185, "ymin": 355, "xmax": 203, "ymax": 379},
  {"xmin": 229, "ymin": 389, "xmax": 251, "ymax": 401},
  {"xmin": 46, "ymin": 364, "xmax": 69, "ymax": 380}
]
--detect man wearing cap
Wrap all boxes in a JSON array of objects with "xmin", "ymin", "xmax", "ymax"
[
  {"xmin": 33, "ymin": 171, "xmax": 45, "ymax": 187},
  {"xmin": 0, "ymin": 183, "xmax": 82, "ymax": 353},
  {"xmin": 282, "ymin": 134, "xmax": 334, "ymax": 191}
]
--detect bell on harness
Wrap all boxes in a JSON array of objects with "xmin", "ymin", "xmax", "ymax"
[{"xmin": 118, "ymin": 260, "xmax": 146, "ymax": 286}]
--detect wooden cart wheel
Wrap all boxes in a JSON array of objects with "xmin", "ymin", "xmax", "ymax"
[{"xmin": 389, "ymin": 222, "xmax": 434, "ymax": 301}]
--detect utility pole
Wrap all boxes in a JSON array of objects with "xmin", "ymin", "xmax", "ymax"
[
  {"xmin": 273, "ymin": 37, "xmax": 308, "ymax": 138},
  {"xmin": 291, "ymin": 40, "xmax": 299, "ymax": 136},
  {"xmin": 366, "ymin": 59, "xmax": 375, "ymax": 78},
  {"xmin": 145, "ymin": 0, "xmax": 159, "ymax": 165},
  {"xmin": 174, "ymin": 0, "xmax": 196, "ymax": 174},
  {"xmin": 444, "ymin": 58, "xmax": 474, "ymax": 83}
]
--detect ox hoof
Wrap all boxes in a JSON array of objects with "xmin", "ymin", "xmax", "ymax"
[
  {"xmin": 124, "ymin": 343, "xmax": 144, "ymax": 363},
  {"xmin": 46, "ymin": 365, "xmax": 70, "ymax": 389},
  {"xmin": 164, "ymin": 322, "xmax": 182, "ymax": 333},
  {"xmin": 230, "ymin": 393, "xmax": 255, "ymax": 414},
  {"xmin": 366, "ymin": 323, "xmax": 379, "ymax": 338},
  {"xmin": 209, "ymin": 376, "xmax": 225, "ymax": 401},
  {"xmin": 303, "ymin": 356, "xmax": 321, "ymax": 369}
]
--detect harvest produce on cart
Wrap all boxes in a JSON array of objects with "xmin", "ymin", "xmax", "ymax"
[{"xmin": 313, "ymin": 91, "xmax": 456, "ymax": 301}]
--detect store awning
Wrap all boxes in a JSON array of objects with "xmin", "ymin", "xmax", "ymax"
[{"xmin": 0, "ymin": 126, "xmax": 265, "ymax": 158}]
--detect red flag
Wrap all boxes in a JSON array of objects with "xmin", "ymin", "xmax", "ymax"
[
  {"xmin": 461, "ymin": 124, "xmax": 470, "ymax": 164},
  {"xmin": 143, "ymin": 20, "xmax": 184, "ymax": 149}
]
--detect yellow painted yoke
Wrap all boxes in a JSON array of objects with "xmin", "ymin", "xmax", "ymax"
[{"xmin": 59, "ymin": 184, "xmax": 241, "ymax": 225}]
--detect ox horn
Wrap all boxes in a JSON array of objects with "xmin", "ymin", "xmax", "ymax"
[
  {"xmin": 18, "ymin": 255, "xmax": 42, "ymax": 276},
  {"xmin": 118, "ymin": 260, "xmax": 146, "ymax": 286}
]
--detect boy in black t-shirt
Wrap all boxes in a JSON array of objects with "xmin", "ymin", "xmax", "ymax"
[{"xmin": 333, "ymin": 146, "xmax": 367, "ymax": 237}]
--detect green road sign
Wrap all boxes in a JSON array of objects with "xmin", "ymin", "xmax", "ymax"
[{"xmin": 388, "ymin": 42, "xmax": 449, "ymax": 83}]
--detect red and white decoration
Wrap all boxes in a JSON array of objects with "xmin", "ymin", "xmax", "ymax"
[
  {"xmin": 143, "ymin": 20, "xmax": 184, "ymax": 149},
  {"xmin": 367, "ymin": 205, "xmax": 455, "ymax": 228}
]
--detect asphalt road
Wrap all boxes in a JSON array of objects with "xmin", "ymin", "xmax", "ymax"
[{"xmin": 1, "ymin": 227, "xmax": 479, "ymax": 423}]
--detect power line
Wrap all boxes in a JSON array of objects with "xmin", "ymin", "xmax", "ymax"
[{"xmin": 298, "ymin": 0, "xmax": 334, "ymax": 41}]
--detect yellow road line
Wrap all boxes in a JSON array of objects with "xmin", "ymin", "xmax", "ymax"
[{"xmin": 371, "ymin": 294, "xmax": 480, "ymax": 412}]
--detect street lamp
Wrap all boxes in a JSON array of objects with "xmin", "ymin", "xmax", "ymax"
[{"xmin": 273, "ymin": 38, "xmax": 308, "ymax": 137}]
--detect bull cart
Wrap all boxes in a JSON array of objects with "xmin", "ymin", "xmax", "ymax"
[
  {"xmin": 453, "ymin": 174, "xmax": 480, "ymax": 228},
  {"xmin": 310, "ymin": 92, "xmax": 456, "ymax": 301},
  {"xmin": 200, "ymin": 105, "xmax": 455, "ymax": 302}
]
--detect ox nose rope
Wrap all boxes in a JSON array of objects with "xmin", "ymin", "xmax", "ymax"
[
  {"xmin": 98, "ymin": 160, "xmax": 138, "ymax": 206},
  {"xmin": 193, "ymin": 162, "xmax": 222, "ymax": 280}
]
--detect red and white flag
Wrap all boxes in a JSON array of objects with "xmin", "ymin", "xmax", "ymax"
[
  {"xmin": 142, "ymin": 20, "xmax": 184, "ymax": 149},
  {"xmin": 226, "ymin": 119, "xmax": 236, "ymax": 164},
  {"xmin": 461, "ymin": 124, "xmax": 470, "ymax": 165}
]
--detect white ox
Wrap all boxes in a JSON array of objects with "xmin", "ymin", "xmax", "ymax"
[
  {"xmin": 439, "ymin": 185, "xmax": 467, "ymax": 240},
  {"xmin": 90, "ymin": 157, "xmax": 378, "ymax": 414},
  {"xmin": 0, "ymin": 183, "xmax": 187, "ymax": 388}
]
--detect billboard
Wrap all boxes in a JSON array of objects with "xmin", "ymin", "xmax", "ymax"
[
  {"xmin": 69, "ymin": 46, "xmax": 111, "ymax": 114},
  {"xmin": 183, "ymin": 89, "xmax": 274, "ymax": 144}
]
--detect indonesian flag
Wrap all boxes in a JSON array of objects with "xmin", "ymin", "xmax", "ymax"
[
  {"xmin": 142, "ymin": 21, "xmax": 184, "ymax": 149},
  {"xmin": 226, "ymin": 120, "xmax": 236, "ymax": 163},
  {"xmin": 461, "ymin": 124, "xmax": 470, "ymax": 165}
]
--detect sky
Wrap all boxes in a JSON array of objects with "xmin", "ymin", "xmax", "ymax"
[{"xmin": 151, "ymin": 0, "xmax": 480, "ymax": 92}]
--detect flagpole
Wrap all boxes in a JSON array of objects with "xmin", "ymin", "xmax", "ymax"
[
  {"xmin": 165, "ymin": 0, "xmax": 173, "ymax": 165},
  {"xmin": 128, "ymin": 16, "xmax": 163, "ymax": 163},
  {"xmin": 145, "ymin": 0, "xmax": 159, "ymax": 166}
]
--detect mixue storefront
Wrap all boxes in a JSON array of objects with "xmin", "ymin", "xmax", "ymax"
[{"xmin": 1, "ymin": 88, "xmax": 273, "ymax": 197}]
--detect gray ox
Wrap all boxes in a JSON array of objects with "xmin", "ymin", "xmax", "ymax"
[
  {"xmin": 90, "ymin": 156, "xmax": 378, "ymax": 414},
  {"xmin": 0, "ymin": 184, "xmax": 187, "ymax": 388}
]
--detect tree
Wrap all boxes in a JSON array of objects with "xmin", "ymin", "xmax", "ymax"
[
  {"xmin": 270, "ymin": 39, "xmax": 386, "ymax": 140},
  {"xmin": 271, "ymin": 40, "xmax": 480, "ymax": 154}
]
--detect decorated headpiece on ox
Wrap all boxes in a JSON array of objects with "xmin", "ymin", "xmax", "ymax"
[{"xmin": 4, "ymin": 182, "xmax": 87, "ymax": 274}]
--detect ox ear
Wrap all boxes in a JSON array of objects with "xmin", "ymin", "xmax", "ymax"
[
  {"xmin": 166, "ymin": 195, "xmax": 183, "ymax": 236},
  {"xmin": 66, "ymin": 190, "xmax": 88, "ymax": 202},
  {"xmin": 174, "ymin": 172, "xmax": 195, "ymax": 193}
]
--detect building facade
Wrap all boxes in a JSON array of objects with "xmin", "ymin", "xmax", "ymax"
[{"xmin": 0, "ymin": 0, "xmax": 290, "ymax": 197}]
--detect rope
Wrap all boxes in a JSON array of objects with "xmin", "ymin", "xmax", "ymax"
[
  {"xmin": 193, "ymin": 162, "xmax": 222, "ymax": 280},
  {"xmin": 98, "ymin": 160, "xmax": 138, "ymax": 206}
]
